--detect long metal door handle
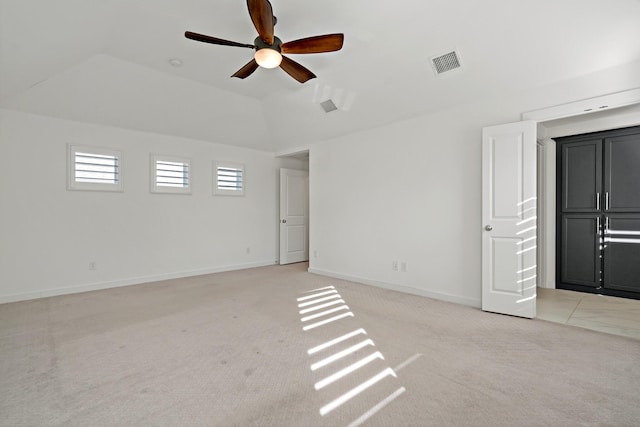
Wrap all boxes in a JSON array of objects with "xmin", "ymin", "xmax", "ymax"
[
  {"xmin": 596, "ymin": 193, "xmax": 600, "ymax": 210},
  {"xmin": 605, "ymin": 192, "xmax": 610, "ymax": 210},
  {"xmin": 597, "ymin": 216, "xmax": 602, "ymax": 252}
]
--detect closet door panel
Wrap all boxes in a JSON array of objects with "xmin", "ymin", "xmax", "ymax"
[
  {"xmin": 561, "ymin": 214, "xmax": 600, "ymax": 287},
  {"xmin": 604, "ymin": 133, "xmax": 640, "ymax": 212},
  {"xmin": 604, "ymin": 215, "xmax": 640, "ymax": 293},
  {"xmin": 561, "ymin": 140, "xmax": 602, "ymax": 212}
]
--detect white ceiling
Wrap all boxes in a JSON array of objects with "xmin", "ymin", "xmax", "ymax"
[{"xmin": 2, "ymin": 0, "xmax": 640, "ymax": 151}]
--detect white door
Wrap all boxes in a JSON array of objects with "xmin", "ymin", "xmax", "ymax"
[
  {"xmin": 482, "ymin": 121, "xmax": 537, "ymax": 318},
  {"xmin": 280, "ymin": 168, "xmax": 309, "ymax": 264}
]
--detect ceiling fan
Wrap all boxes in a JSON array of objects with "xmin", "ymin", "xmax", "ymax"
[{"xmin": 185, "ymin": 0, "xmax": 344, "ymax": 83}]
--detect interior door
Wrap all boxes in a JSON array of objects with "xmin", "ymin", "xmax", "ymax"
[
  {"xmin": 279, "ymin": 168, "xmax": 309, "ymax": 265},
  {"xmin": 604, "ymin": 134, "xmax": 640, "ymax": 212},
  {"xmin": 482, "ymin": 121, "xmax": 537, "ymax": 318},
  {"xmin": 561, "ymin": 139, "xmax": 602, "ymax": 212},
  {"xmin": 560, "ymin": 214, "xmax": 601, "ymax": 288}
]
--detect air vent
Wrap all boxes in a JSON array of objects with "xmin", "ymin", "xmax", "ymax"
[
  {"xmin": 430, "ymin": 50, "xmax": 462, "ymax": 75},
  {"xmin": 320, "ymin": 99, "xmax": 338, "ymax": 113}
]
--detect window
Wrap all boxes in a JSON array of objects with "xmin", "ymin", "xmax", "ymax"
[
  {"xmin": 150, "ymin": 154, "xmax": 191, "ymax": 194},
  {"xmin": 67, "ymin": 144, "xmax": 123, "ymax": 192},
  {"xmin": 214, "ymin": 162, "xmax": 244, "ymax": 196}
]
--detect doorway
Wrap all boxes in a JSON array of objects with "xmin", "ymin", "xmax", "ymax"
[
  {"xmin": 532, "ymin": 97, "xmax": 640, "ymax": 292},
  {"xmin": 276, "ymin": 150, "xmax": 310, "ymax": 265}
]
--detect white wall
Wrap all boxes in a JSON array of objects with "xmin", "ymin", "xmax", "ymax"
[
  {"xmin": 308, "ymin": 60, "xmax": 640, "ymax": 307},
  {"xmin": 3, "ymin": 59, "xmax": 639, "ymax": 307},
  {"xmin": 0, "ymin": 109, "xmax": 303, "ymax": 303},
  {"xmin": 308, "ymin": 105, "xmax": 494, "ymax": 307}
]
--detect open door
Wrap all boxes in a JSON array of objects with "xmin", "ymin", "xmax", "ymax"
[
  {"xmin": 482, "ymin": 121, "xmax": 537, "ymax": 318},
  {"xmin": 279, "ymin": 168, "xmax": 309, "ymax": 265}
]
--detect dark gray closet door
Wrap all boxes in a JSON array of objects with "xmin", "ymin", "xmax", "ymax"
[
  {"xmin": 604, "ymin": 214, "xmax": 640, "ymax": 293},
  {"xmin": 561, "ymin": 139, "xmax": 602, "ymax": 212},
  {"xmin": 561, "ymin": 214, "xmax": 601, "ymax": 287},
  {"xmin": 604, "ymin": 134, "xmax": 640, "ymax": 212}
]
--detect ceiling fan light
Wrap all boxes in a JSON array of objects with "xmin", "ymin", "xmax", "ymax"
[{"xmin": 254, "ymin": 48, "xmax": 282, "ymax": 69}]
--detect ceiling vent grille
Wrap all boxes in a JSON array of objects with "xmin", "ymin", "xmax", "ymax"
[
  {"xmin": 430, "ymin": 50, "xmax": 462, "ymax": 75},
  {"xmin": 320, "ymin": 99, "xmax": 338, "ymax": 113}
]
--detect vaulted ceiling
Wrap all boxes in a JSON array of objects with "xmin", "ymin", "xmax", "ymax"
[{"xmin": 2, "ymin": 0, "xmax": 640, "ymax": 151}]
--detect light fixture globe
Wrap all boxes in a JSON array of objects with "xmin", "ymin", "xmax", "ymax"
[
  {"xmin": 254, "ymin": 48, "xmax": 282, "ymax": 69},
  {"xmin": 253, "ymin": 36, "xmax": 283, "ymax": 69}
]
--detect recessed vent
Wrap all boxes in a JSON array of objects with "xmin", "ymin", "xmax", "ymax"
[
  {"xmin": 320, "ymin": 99, "xmax": 338, "ymax": 113},
  {"xmin": 430, "ymin": 50, "xmax": 462, "ymax": 75}
]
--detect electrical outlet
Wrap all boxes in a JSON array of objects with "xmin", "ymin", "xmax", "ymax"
[
  {"xmin": 313, "ymin": 250, "xmax": 318, "ymax": 258},
  {"xmin": 246, "ymin": 247, "xmax": 251, "ymax": 254},
  {"xmin": 400, "ymin": 261, "xmax": 408, "ymax": 272},
  {"xmin": 392, "ymin": 260, "xmax": 399, "ymax": 271},
  {"xmin": 89, "ymin": 262, "xmax": 97, "ymax": 271}
]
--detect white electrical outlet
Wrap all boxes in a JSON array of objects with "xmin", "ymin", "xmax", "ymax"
[
  {"xmin": 392, "ymin": 260, "xmax": 399, "ymax": 271},
  {"xmin": 89, "ymin": 262, "xmax": 97, "ymax": 271},
  {"xmin": 313, "ymin": 250, "xmax": 318, "ymax": 258},
  {"xmin": 246, "ymin": 247, "xmax": 251, "ymax": 254},
  {"xmin": 400, "ymin": 261, "xmax": 408, "ymax": 272}
]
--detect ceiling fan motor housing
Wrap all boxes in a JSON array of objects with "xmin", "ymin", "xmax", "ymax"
[{"xmin": 254, "ymin": 36, "xmax": 282, "ymax": 52}]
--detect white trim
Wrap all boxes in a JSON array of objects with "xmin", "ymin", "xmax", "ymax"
[
  {"xmin": 150, "ymin": 153, "xmax": 192, "ymax": 195},
  {"xmin": 527, "ymin": 90, "xmax": 640, "ymax": 291},
  {"xmin": 522, "ymin": 88, "xmax": 640, "ymax": 122},
  {"xmin": 0, "ymin": 260, "xmax": 276, "ymax": 304},
  {"xmin": 536, "ymin": 138, "xmax": 556, "ymax": 289},
  {"xmin": 537, "ymin": 141, "xmax": 545, "ymax": 289},
  {"xmin": 308, "ymin": 267, "xmax": 481, "ymax": 308}
]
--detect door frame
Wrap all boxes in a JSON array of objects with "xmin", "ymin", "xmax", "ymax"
[
  {"xmin": 275, "ymin": 149, "xmax": 310, "ymax": 265},
  {"xmin": 536, "ymin": 138, "xmax": 556, "ymax": 289},
  {"xmin": 523, "ymin": 88, "xmax": 640, "ymax": 290}
]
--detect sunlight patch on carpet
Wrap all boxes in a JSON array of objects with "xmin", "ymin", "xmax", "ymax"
[{"xmin": 297, "ymin": 285, "xmax": 406, "ymax": 423}]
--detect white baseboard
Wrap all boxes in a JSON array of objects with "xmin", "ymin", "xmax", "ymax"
[
  {"xmin": 0, "ymin": 260, "xmax": 276, "ymax": 304},
  {"xmin": 307, "ymin": 267, "xmax": 481, "ymax": 308}
]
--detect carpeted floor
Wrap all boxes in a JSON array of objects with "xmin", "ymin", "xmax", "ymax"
[{"xmin": 1, "ymin": 263, "xmax": 639, "ymax": 426}]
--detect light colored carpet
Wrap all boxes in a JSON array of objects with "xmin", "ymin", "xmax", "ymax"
[{"xmin": 1, "ymin": 263, "xmax": 639, "ymax": 426}]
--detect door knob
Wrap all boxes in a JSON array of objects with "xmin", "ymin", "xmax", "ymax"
[
  {"xmin": 485, "ymin": 225, "xmax": 493, "ymax": 231},
  {"xmin": 281, "ymin": 219, "xmax": 287, "ymax": 224}
]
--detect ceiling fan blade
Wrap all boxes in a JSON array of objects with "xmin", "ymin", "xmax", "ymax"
[
  {"xmin": 281, "ymin": 34, "xmax": 344, "ymax": 54},
  {"xmin": 185, "ymin": 31, "xmax": 255, "ymax": 49},
  {"xmin": 279, "ymin": 56, "xmax": 316, "ymax": 83},
  {"xmin": 231, "ymin": 59, "xmax": 260, "ymax": 79},
  {"xmin": 247, "ymin": 0, "xmax": 274, "ymax": 45}
]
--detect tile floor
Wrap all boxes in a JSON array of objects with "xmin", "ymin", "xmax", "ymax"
[{"xmin": 537, "ymin": 287, "xmax": 640, "ymax": 340}]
